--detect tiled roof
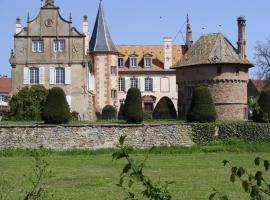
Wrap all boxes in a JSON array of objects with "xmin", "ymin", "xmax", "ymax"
[
  {"xmin": 248, "ymin": 80, "xmax": 270, "ymax": 97},
  {"xmin": 174, "ymin": 33, "xmax": 252, "ymax": 68},
  {"xmin": 0, "ymin": 77, "xmax": 11, "ymax": 93},
  {"xmin": 89, "ymin": 1, "xmax": 118, "ymax": 53},
  {"xmin": 117, "ymin": 45, "xmax": 186, "ymax": 71}
]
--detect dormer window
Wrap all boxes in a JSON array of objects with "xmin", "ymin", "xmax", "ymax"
[
  {"xmin": 130, "ymin": 57, "xmax": 137, "ymax": 68},
  {"xmin": 118, "ymin": 58, "xmax": 124, "ymax": 67},
  {"xmin": 144, "ymin": 54, "xmax": 153, "ymax": 68}
]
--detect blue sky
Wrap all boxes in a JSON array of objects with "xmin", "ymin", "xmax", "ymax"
[{"xmin": 0, "ymin": 0, "xmax": 269, "ymax": 77}]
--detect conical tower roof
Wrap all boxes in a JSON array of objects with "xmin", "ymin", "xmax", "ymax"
[{"xmin": 89, "ymin": 1, "xmax": 118, "ymax": 53}]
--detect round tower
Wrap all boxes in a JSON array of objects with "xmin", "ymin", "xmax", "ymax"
[{"xmin": 173, "ymin": 18, "xmax": 253, "ymax": 120}]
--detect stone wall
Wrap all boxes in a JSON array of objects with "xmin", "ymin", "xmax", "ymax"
[{"xmin": 0, "ymin": 124, "xmax": 194, "ymax": 149}]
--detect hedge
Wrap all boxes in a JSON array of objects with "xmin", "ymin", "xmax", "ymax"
[{"xmin": 190, "ymin": 122, "xmax": 270, "ymax": 145}]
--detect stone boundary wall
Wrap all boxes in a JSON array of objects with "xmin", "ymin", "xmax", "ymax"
[{"xmin": 0, "ymin": 124, "xmax": 194, "ymax": 149}]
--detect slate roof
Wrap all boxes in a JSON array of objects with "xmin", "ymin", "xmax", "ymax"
[
  {"xmin": 117, "ymin": 45, "xmax": 186, "ymax": 71},
  {"xmin": 173, "ymin": 33, "xmax": 252, "ymax": 68},
  {"xmin": 0, "ymin": 77, "xmax": 11, "ymax": 94},
  {"xmin": 89, "ymin": 1, "xmax": 118, "ymax": 53}
]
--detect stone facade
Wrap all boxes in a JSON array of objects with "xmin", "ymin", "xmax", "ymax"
[{"xmin": 0, "ymin": 125, "xmax": 194, "ymax": 149}]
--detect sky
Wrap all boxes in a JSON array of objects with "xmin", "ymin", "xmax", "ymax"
[{"xmin": 0, "ymin": 0, "xmax": 269, "ymax": 78}]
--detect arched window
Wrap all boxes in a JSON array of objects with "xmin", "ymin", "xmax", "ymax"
[
  {"xmin": 29, "ymin": 67, "xmax": 39, "ymax": 85},
  {"xmin": 55, "ymin": 67, "xmax": 65, "ymax": 84}
]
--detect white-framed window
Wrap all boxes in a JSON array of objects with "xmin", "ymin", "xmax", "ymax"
[
  {"xmin": 29, "ymin": 67, "xmax": 39, "ymax": 85},
  {"xmin": 144, "ymin": 57, "xmax": 152, "ymax": 68},
  {"xmin": 32, "ymin": 40, "xmax": 44, "ymax": 53},
  {"xmin": 53, "ymin": 39, "xmax": 65, "ymax": 52},
  {"xmin": 118, "ymin": 58, "xmax": 124, "ymax": 67},
  {"xmin": 0, "ymin": 95, "xmax": 8, "ymax": 102},
  {"xmin": 55, "ymin": 67, "xmax": 65, "ymax": 85},
  {"xmin": 130, "ymin": 77, "xmax": 138, "ymax": 88},
  {"xmin": 118, "ymin": 77, "xmax": 125, "ymax": 92},
  {"xmin": 130, "ymin": 57, "xmax": 137, "ymax": 68},
  {"xmin": 111, "ymin": 66, "xmax": 117, "ymax": 76},
  {"xmin": 120, "ymin": 99, "xmax": 125, "ymax": 105},
  {"xmin": 111, "ymin": 90, "xmax": 117, "ymax": 99},
  {"xmin": 145, "ymin": 78, "xmax": 153, "ymax": 92}
]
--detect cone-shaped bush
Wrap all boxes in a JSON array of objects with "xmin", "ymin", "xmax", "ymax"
[
  {"xmin": 42, "ymin": 87, "xmax": 71, "ymax": 124},
  {"xmin": 153, "ymin": 97, "xmax": 177, "ymax": 119},
  {"xmin": 124, "ymin": 88, "xmax": 143, "ymax": 124},
  {"xmin": 118, "ymin": 102, "xmax": 125, "ymax": 120},
  {"xmin": 102, "ymin": 105, "xmax": 117, "ymax": 120},
  {"xmin": 187, "ymin": 86, "xmax": 217, "ymax": 123},
  {"xmin": 253, "ymin": 91, "xmax": 270, "ymax": 123}
]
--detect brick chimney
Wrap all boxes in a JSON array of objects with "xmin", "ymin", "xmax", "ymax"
[
  {"xmin": 16, "ymin": 18, "xmax": 22, "ymax": 34},
  {"xmin": 83, "ymin": 15, "xmax": 90, "ymax": 55},
  {"xmin": 164, "ymin": 37, "xmax": 173, "ymax": 70},
  {"xmin": 237, "ymin": 16, "xmax": 246, "ymax": 59}
]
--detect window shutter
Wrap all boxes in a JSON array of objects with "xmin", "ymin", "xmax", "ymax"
[
  {"xmin": 23, "ymin": 67, "xmax": 29, "ymax": 85},
  {"xmin": 65, "ymin": 67, "xmax": 71, "ymax": 85},
  {"xmin": 153, "ymin": 77, "xmax": 159, "ymax": 92},
  {"xmin": 125, "ymin": 77, "xmax": 130, "ymax": 92},
  {"xmin": 66, "ymin": 96, "xmax": 71, "ymax": 108},
  {"xmin": 140, "ymin": 77, "xmax": 145, "ymax": 92},
  {"xmin": 39, "ymin": 67, "xmax": 45, "ymax": 85},
  {"xmin": 49, "ymin": 67, "xmax": 55, "ymax": 85}
]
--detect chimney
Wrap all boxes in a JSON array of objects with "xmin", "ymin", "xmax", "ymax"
[
  {"xmin": 83, "ymin": 15, "xmax": 89, "ymax": 55},
  {"xmin": 237, "ymin": 16, "xmax": 246, "ymax": 59},
  {"xmin": 164, "ymin": 37, "xmax": 173, "ymax": 70},
  {"xmin": 186, "ymin": 14, "xmax": 193, "ymax": 49},
  {"xmin": 16, "ymin": 18, "xmax": 22, "ymax": 34}
]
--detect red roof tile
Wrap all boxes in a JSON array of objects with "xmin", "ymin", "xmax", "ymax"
[{"xmin": 0, "ymin": 77, "xmax": 11, "ymax": 93}]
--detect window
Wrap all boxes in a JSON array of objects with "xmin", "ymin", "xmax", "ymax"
[
  {"xmin": 54, "ymin": 39, "xmax": 65, "ymax": 52},
  {"xmin": 145, "ymin": 78, "xmax": 153, "ymax": 92},
  {"xmin": 111, "ymin": 90, "xmax": 117, "ymax": 99},
  {"xmin": 55, "ymin": 67, "xmax": 65, "ymax": 85},
  {"xmin": 118, "ymin": 77, "xmax": 125, "ymax": 92},
  {"xmin": 118, "ymin": 58, "xmax": 124, "ymax": 67},
  {"xmin": 144, "ymin": 103, "xmax": 154, "ymax": 112},
  {"xmin": 130, "ymin": 57, "xmax": 137, "ymax": 68},
  {"xmin": 236, "ymin": 67, "xmax": 240, "ymax": 76},
  {"xmin": 217, "ymin": 66, "xmax": 222, "ymax": 75},
  {"xmin": 29, "ymin": 67, "xmax": 39, "ymax": 85},
  {"xmin": 32, "ymin": 40, "xmax": 44, "ymax": 53},
  {"xmin": 130, "ymin": 77, "xmax": 138, "ymax": 88},
  {"xmin": 0, "ymin": 95, "xmax": 8, "ymax": 102},
  {"xmin": 120, "ymin": 99, "xmax": 125, "ymax": 105},
  {"xmin": 144, "ymin": 57, "xmax": 152, "ymax": 68},
  {"xmin": 111, "ymin": 66, "xmax": 117, "ymax": 76}
]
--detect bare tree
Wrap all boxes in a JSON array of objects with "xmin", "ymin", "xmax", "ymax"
[{"xmin": 254, "ymin": 39, "xmax": 270, "ymax": 80}]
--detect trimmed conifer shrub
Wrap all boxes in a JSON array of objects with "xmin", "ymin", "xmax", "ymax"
[
  {"xmin": 123, "ymin": 88, "xmax": 143, "ymax": 124},
  {"xmin": 186, "ymin": 86, "xmax": 217, "ymax": 123},
  {"xmin": 253, "ymin": 91, "xmax": 270, "ymax": 123},
  {"xmin": 152, "ymin": 97, "xmax": 177, "ymax": 119},
  {"xmin": 102, "ymin": 105, "xmax": 117, "ymax": 120},
  {"xmin": 42, "ymin": 87, "xmax": 71, "ymax": 124},
  {"xmin": 118, "ymin": 102, "xmax": 125, "ymax": 120}
]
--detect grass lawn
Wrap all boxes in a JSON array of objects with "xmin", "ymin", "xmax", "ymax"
[{"xmin": 1, "ymin": 149, "xmax": 270, "ymax": 200}]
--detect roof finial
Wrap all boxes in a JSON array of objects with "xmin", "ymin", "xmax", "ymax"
[{"xmin": 44, "ymin": 0, "xmax": 54, "ymax": 7}]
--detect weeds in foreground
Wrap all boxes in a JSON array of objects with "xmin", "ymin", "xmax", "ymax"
[{"xmin": 112, "ymin": 135, "xmax": 174, "ymax": 200}]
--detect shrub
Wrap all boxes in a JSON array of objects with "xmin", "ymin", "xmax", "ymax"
[
  {"xmin": 9, "ymin": 86, "xmax": 48, "ymax": 121},
  {"xmin": 253, "ymin": 91, "xmax": 270, "ymax": 123},
  {"xmin": 102, "ymin": 105, "xmax": 117, "ymax": 120},
  {"xmin": 118, "ymin": 103, "xmax": 125, "ymax": 120},
  {"xmin": 123, "ymin": 88, "xmax": 143, "ymax": 124},
  {"xmin": 143, "ymin": 112, "xmax": 152, "ymax": 120},
  {"xmin": 95, "ymin": 112, "xmax": 102, "ymax": 120},
  {"xmin": 42, "ymin": 87, "xmax": 71, "ymax": 124},
  {"xmin": 191, "ymin": 123, "xmax": 216, "ymax": 145},
  {"xmin": 71, "ymin": 111, "xmax": 79, "ymax": 121},
  {"xmin": 153, "ymin": 97, "xmax": 177, "ymax": 119},
  {"xmin": 187, "ymin": 86, "xmax": 217, "ymax": 123}
]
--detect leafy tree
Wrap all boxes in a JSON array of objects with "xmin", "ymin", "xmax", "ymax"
[
  {"xmin": 42, "ymin": 87, "xmax": 71, "ymax": 124},
  {"xmin": 102, "ymin": 105, "xmax": 117, "ymax": 120},
  {"xmin": 152, "ymin": 97, "xmax": 177, "ymax": 119},
  {"xmin": 210, "ymin": 157, "xmax": 270, "ymax": 200},
  {"xmin": 187, "ymin": 86, "xmax": 217, "ymax": 123},
  {"xmin": 113, "ymin": 135, "xmax": 174, "ymax": 200},
  {"xmin": 9, "ymin": 86, "xmax": 48, "ymax": 121},
  {"xmin": 253, "ymin": 91, "xmax": 270, "ymax": 123},
  {"xmin": 123, "ymin": 88, "xmax": 143, "ymax": 124}
]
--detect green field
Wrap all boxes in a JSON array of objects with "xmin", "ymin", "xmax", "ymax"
[{"xmin": 1, "ymin": 147, "xmax": 270, "ymax": 200}]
